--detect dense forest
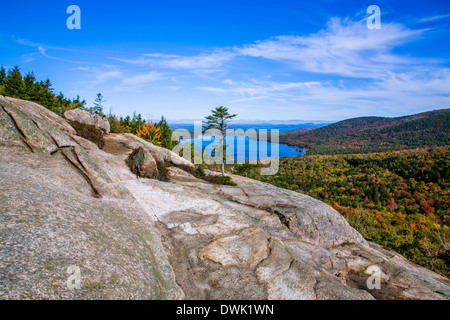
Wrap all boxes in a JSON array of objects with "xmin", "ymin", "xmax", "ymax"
[
  {"xmin": 280, "ymin": 110, "xmax": 450, "ymax": 155},
  {"xmin": 234, "ymin": 147, "xmax": 450, "ymax": 277},
  {"xmin": 0, "ymin": 65, "xmax": 86, "ymax": 115}
]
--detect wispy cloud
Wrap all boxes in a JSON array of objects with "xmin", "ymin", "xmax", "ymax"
[
  {"xmin": 21, "ymin": 52, "xmax": 40, "ymax": 63},
  {"xmin": 237, "ymin": 18, "xmax": 426, "ymax": 79},
  {"xmin": 196, "ymin": 67, "xmax": 450, "ymax": 119},
  {"xmin": 16, "ymin": 38, "xmax": 100, "ymax": 65},
  {"xmin": 419, "ymin": 13, "xmax": 450, "ymax": 23},
  {"xmin": 198, "ymin": 79, "xmax": 321, "ymax": 101},
  {"xmin": 76, "ymin": 66, "xmax": 123, "ymax": 85},
  {"xmin": 121, "ymin": 71, "xmax": 165, "ymax": 86},
  {"xmin": 111, "ymin": 50, "xmax": 236, "ymax": 73}
]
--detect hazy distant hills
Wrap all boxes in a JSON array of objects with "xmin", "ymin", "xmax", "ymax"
[
  {"xmin": 169, "ymin": 121, "xmax": 330, "ymax": 138},
  {"xmin": 280, "ymin": 109, "xmax": 450, "ymax": 155}
]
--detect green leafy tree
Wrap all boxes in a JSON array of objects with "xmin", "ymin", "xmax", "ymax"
[{"xmin": 203, "ymin": 106, "xmax": 237, "ymax": 176}]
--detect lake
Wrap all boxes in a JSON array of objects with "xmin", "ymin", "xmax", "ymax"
[{"xmin": 182, "ymin": 134, "xmax": 305, "ymax": 162}]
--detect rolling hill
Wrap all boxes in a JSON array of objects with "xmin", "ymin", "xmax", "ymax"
[{"xmin": 280, "ymin": 109, "xmax": 450, "ymax": 155}]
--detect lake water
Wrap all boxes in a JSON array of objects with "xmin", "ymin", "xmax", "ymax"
[{"xmin": 182, "ymin": 135, "xmax": 304, "ymax": 162}]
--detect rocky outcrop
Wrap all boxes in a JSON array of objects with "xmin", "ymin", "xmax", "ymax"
[
  {"xmin": 1, "ymin": 95, "xmax": 449, "ymax": 300},
  {"xmin": 64, "ymin": 108, "xmax": 110, "ymax": 133},
  {"xmin": 0, "ymin": 96, "xmax": 181, "ymax": 299}
]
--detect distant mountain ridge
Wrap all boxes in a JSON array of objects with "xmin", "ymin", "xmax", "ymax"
[
  {"xmin": 280, "ymin": 108, "xmax": 450, "ymax": 155},
  {"xmin": 169, "ymin": 122, "xmax": 330, "ymax": 140},
  {"xmin": 167, "ymin": 119, "xmax": 331, "ymax": 125},
  {"xmin": 169, "ymin": 122, "xmax": 329, "ymax": 133}
]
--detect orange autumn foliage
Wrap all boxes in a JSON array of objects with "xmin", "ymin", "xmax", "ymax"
[{"xmin": 136, "ymin": 122, "xmax": 162, "ymax": 146}]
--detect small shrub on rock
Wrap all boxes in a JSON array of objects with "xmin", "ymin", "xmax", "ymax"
[
  {"xmin": 156, "ymin": 160, "xmax": 170, "ymax": 182},
  {"xmin": 204, "ymin": 174, "xmax": 237, "ymax": 186},
  {"xmin": 68, "ymin": 120, "xmax": 105, "ymax": 149},
  {"xmin": 177, "ymin": 164, "xmax": 237, "ymax": 186}
]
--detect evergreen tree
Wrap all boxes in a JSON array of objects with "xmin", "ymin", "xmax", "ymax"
[
  {"xmin": 130, "ymin": 112, "xmax": 145, "ymax": 134},
  {"xmin": 0, "ymin": 65, "xmax": 6, "ymax": 86},
  {"xmin": 23, "ymin": 72, "xmax": 37, "ymax": 100},
  {"xmin": 4, "ymin": 65, "xmax": 24, "ymax": 98},
  {"xmin": 42, "ymin": 78, "xmax": 53, "ymax": 92},
  {"xmin": 1, "ymin": 66, "xmax": 87, "ymax": 114},
  {"xmin": 38, "ymin": 79, "xmax": 56, "ymax": 111},
  {"xmin": 203, "ymin": 106, "xmax": 237, "ymax": 176},
  {"xmin": 157, "ymin": 116, "xmax": 174, "ymax": 149},
  {"xmin": 91, "ymin": 93, "xmax": 105, "ymax": 116},
  {"xmin": 32, "ymin": 81, "xmax": 44, "ymax": 104},
  {"xmin": 107, "ymin": 113, "xmax": 121, "ymax": 133},
  {"xmin": 72, "ymin": 95, "xmax": 87, "ymax": 109},
  {"xmin": 54, "ymin": 92, "xmax": 68, "ymax": 117}
]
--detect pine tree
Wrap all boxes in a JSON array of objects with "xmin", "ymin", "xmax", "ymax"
[
  {"xmin": 0, "ymin": 66, "xmax": 6, "ymax": 86},
  {"xmin": 0, "ymin": 66, "xmax": 5, "ymax": 95},
  {"xmin": 4, "ymin": 65, "xmax": 24, "ymax": 98},
  {"xmin": 38, "ymin": 78, "xmax": 56, "ymax": 111},
  {"xmin": 133, "ymin": 113, "xmax": 144, "ymax": 133},
  {"xmin": 91, "ymin": 93, "xmax": 105, "ymax": 117},
  {"xmin": 23, "ymin": 72, "xmax": 37, "ymax": 100},
  {"xmin": 157, "ymin": 116, "xmax": 174, "ymax": 149},
  {"xmin": 203, "ymin": 106, "xmax": 237, "ymax": 176},
  {"xmin": 72, "ymin": 95, "xmax": 87, "ymax": 109},
  {"xmin": 107, "ymin": 113, "xmax": 121, "ymax": 133}
]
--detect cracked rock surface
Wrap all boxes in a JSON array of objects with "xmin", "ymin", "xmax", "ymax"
[{"xmin": 0, "ymin": 96, "xmax": 449, "ymax": 300}]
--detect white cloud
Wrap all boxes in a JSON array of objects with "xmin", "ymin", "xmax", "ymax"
[
  {"xmin": 21, "ymin": 52, "xmax": 40, "ymax": 63},
  {"xmin": 121, "ymin": 71, "xmax": 164, "ymax": 86},
  {"xmin": 76, "ymin": 66, "xmax": 123, "ymax": 85},
  {"xmin": 198, "ymin": 79, "xmax": 321, "ymax": 99},
  {"xmin": 111, "ymin": 50, "xmax": 236, "ymax": 73},
  {"xmin": 237, "ymin": 18, "xmax": 426, "ymax": 79},
  {"xmin": 190, "ymin": 16, "xmax": 449, "ymax": 119},
  {"xmin": 419, "ymin": 14, "xmax": 450, "ymax": 23},
  {"xmin": 196, "ymin": 66, "xmax": 450, "ymax": 119}
]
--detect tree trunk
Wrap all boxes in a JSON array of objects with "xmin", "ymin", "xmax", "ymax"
[{"xmin": 221, "ymin": 129, "xmax": 226, "ymax": 176}]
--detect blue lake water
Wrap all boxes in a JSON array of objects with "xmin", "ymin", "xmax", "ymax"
[{"xmin": 182, "ymin": 135, "xmax": 304, "ymax": 162}]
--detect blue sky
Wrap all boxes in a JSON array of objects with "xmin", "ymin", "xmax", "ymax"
[{"xmin": 0, "ymin": 0, "xmax": 449, "ymax": 121}]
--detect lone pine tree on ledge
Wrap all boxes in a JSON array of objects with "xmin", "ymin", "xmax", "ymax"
[{"xmin": 203, "ymin": 106, "xmax": 237, "ymax": 176}]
